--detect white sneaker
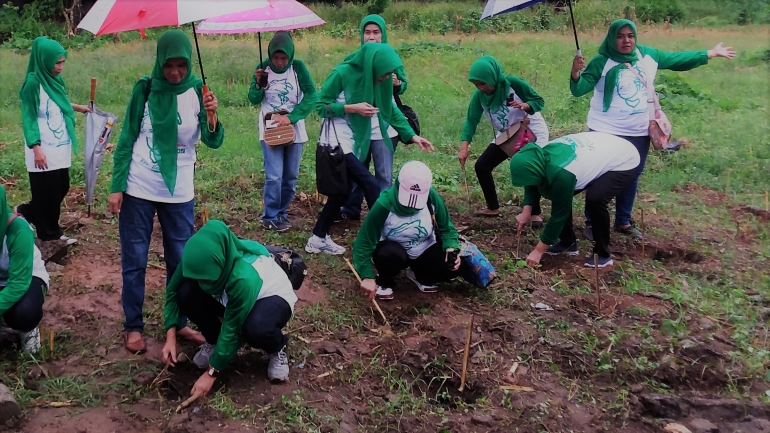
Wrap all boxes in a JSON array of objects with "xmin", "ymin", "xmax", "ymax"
[
  {"xmin": 405, "ymin": 268, "xmax": 438, "ymax": 293},
  {"xmin": 59, "ymin": 235, "xmax": 77, "ymax": 246},
  {"xmin": 20, "ymin": 328, "xmax": 41, "ymax": 354},
  {"xmin": 193, "ymin": 343, "xmax": 216, "ymax": 369},
  {"xmin": 267, "ymin": 350, "xmax": 289, "ymax": 382},
  {"xmin": 375, "ymin": 286, "xmax": 394, "ymax": 300},
  {"xmin": 304, "ymin": 235, "xmax": 346, "ymax": 255}
]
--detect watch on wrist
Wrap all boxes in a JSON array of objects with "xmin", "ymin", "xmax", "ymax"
[{"xmin": 207, "ymin": 366, "xmax": 219, "ymax": 378}]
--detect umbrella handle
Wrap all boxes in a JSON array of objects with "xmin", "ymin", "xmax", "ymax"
[
  {"xmin": 89, "ymin": 78, "xmax": 97, "ymax": 106},
  {"xmin": 202, "ymin": 84, "xmax": 217, "ymax": 132}
]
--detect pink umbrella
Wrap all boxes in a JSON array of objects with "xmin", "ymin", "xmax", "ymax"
[{"xmin": 196, "ymin": 0, "xmax": 325, "ymax": 68}]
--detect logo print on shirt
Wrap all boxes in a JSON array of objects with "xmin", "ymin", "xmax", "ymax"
[
  {"xmin": 616, "ymin": 66, "xmax": 646, "ymax": 109},
  {"xmin": 387, "ymin": 220, "xmax": 429, "ymax": 250},
  {"xmin": 45, "ymin": 99, "xmax": 68, "ymax": 146},
  {"xmin": 269, "ymin": 78, "xmax": 295, "ymax": 111}
]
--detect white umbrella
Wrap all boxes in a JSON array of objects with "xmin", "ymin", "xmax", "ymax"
[{"xmin": 84, "ymin": 79, "xmax": 117, "ymax": 216}]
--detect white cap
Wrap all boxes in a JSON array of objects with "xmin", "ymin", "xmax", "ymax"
[{"xmin": 397, "ymin": 161, "xmax": 432, "ymax": 209}]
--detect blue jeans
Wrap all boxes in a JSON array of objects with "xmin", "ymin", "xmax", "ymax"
[
  {"xmin": 119, "ymin": 194, "xmax": 194, "ymax": 333},
  {"xmin": 341, "ymin": 137, "xmax": 398, "ymax": 217},
  {"xmin": 585, "ymin": 133, "xmax": 650, "ymax": 227},
  {"xmin": 260, "ymin": 140, "xmax": 304, "ymax": 222}
]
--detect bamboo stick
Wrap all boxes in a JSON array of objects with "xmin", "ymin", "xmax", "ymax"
[
  {"xmin": 459, "ymin": 315, "xmax": 474, "ymax": 392},
  {"xmin": 343, "ymin": 257, "xmax": 389, "ymax": 327},
  {"xmin": 594, "ymin": 254, "xmax": 601, "ymax": 315}
]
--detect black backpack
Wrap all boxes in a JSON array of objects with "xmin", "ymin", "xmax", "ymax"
[{"xmin": 265, "ymin": 245, "xmax": 308, "ymax": 291}]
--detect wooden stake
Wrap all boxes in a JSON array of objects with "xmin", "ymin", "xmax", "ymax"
[
  {"xmin": 461, "ymin": 164, "xmax": 471, "ymax": 207},
  {"xmin": 640, "ymin": 208, "xmax": 645, "ymax": 269},
  {"xmin": 176, "ymin": 391, "xmax": 203, "ymax": 413},
  {"xmin": 459, "ymin": 315, "xmax": 474, "ymax": 392},
  {"xmin": 516, "ymin": 230, "xmax": 521, "ymax": 259},
  {"xmin": 594, "ymin": 253, "xmax": 601, "ymax": 315},
  {"xmin": 201, "ymin": 206, "xmax": 210, "ymax": 224},
  {"xmin": 48, "ymin": 330, "xmax": 54, "ymax": 360},
  {"xmin": 343, "ymin": 257, "xmax": 390, "ymax": 327}
]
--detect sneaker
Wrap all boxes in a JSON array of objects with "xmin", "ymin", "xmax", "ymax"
[
  {"xmin": 19, "ymin": 328, "xmax": 41, "ymax": 354},
  {"xmin": 261, "ymin": 219, "xmax": 290, "ymax": 232},
  {"xmin": 193, "ymin": 343, "xmax": 216, "ymax": 369},
  {"xmin": 375, "ymin": 286, "xmax": 395, "ymax": 300},
  {"xmin": 583, "ymin": 224, "xmax": 594, "ymax": 242},
  {"xmin": 279, "ymin": 216, "xmax": 292, "ymax": 229},
  {"xmin": 405, "ymin": 268, "xmax": 438, "ymax": 293},
  {"xmin": 60, "ymin": 235, "xmax": 77, "ymax": 246},
  {"xmin": 304, "ymin": 235, "xmax": 346, "ymax": 255},
  {"xmin": 584, "ymin": 255, "xmax": 614, "ymax": 268},
  {"xmin": 333, "ymin": 211, "xmax": 360, "ymax": 223},
  {"xmin": 267, "ymin": 350, "xmax": 290, "ymax": 382},
  {"xmin": 615, "ymin": 223, "xmax": 643, "ymax": 240},
  {"xmin": 546, "ymin": 242, "xmax": 579, "ymax": 256}
]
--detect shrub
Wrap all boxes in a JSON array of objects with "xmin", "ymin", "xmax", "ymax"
[
  {"xmin": 632, "ymin": 0, "xmax": 685, "ymax": 23},
  {"xmin": 366, "ymin": 0, "xmax": 391, "ymax": 16}
]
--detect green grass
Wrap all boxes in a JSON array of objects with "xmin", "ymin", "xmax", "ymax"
[{"xmin": 0, "ymin": 26, "xmax": 768, "ymax": 429}]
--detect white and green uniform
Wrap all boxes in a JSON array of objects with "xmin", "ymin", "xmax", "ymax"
[
  {"xmin": 23, "ymin": 87, "xmax": 72, "ymax": 172},
  {"xmin": 213, "ymin": 254, "xmax": 298, "ymax": 311},
  {"xmin": 256, "ymin": 65, "xmax": 309, "ymax": 143},
  {"xmin": 379, "ymin": 207, "xmax": 436, "ymax": 258},
  {"xmin": 571, "ymin": 46, "xmax": 708, "ymax": 136},
  {"xmin": 320, "ymin": 92, "xmax": 398, "ymax": 154},
  {"xmin": 125, "ymin": 88, "xmax": 201, "ymax": 203},
  {"xmin": 0, "ymin": 218, "xmax": 49, "ymax": 319},
  {"xmin": 521, "ymin": 132, "xmax": 640, "ymax": 245}
]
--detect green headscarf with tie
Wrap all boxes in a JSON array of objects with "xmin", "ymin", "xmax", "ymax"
[
  {"xmin": 468, "ymin": 56, "xmax": 509, "ymax": 110},
  {"xmin": 597, "ymin": 19, "xmax": 639, "ymax": 112}
]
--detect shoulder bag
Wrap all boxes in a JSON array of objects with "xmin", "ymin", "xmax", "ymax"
[
  {"xmin": 315, "ymin": 105, "xmax": 348, "ymax": 196},
  {"xmin": 624, "ymin": 61, "xmax": 671, "ymax": 150},
  {"xmin": 394, "ymin": 92, "xmax": 420, "ymax": 142}
]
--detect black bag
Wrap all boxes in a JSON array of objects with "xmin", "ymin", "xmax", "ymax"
[
  {"xmin": 394, "ymin": 93, "xmax": 420, "ymax": 142},
  {"xmin": 265, "ymin": 245, "xmax": 308, "ymax": 291},
  {"xmin": 315, "ymin": 106, "xmax": 348, "ymax": 196}
]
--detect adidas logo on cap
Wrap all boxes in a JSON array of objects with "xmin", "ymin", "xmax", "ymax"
[{"xmin": 410, "ymin": 184, "xmax": 421, "ymax": 192}]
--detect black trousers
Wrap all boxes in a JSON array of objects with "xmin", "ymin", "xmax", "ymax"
[
  {"xmin": 18, "ymin": 168, "xmax": 70, "ymax": 241},
  {"xmin": 313, "ymin": 153, "xmax": 380, "ymax": 238},
  {"xmin": 373, "ymin": 240, "xmax": 463, "ymax": 288},
  {"xmin": 476, "ymin": 143, "xmax": 541, "ymax": 215},
  {"xmin": 176, "ymin": 279, "xmax": 292, "ymax": 354},
  {"xmin": 2, "ymin": 276, "xmax": 46, "ymax": 332},
  {"xmin": 557, "ymin": 169, "xmax": 637, "ymax": 258}
]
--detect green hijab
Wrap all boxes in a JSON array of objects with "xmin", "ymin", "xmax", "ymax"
[
  {"xmin": 337, "ymin": 43, "xmax": 403, "ymax": 160},
  {"xmin": 259, "ymin": 31, "xmax": 295, "ymax": 74},
  {"xmin": 20, "ymin": 37, "xmax": 78, "ymax": 153},
  {"xmin": 147, "ymin": 30, "xmax": 203, "ymax": 196},
  {"xmin": 180, "ymin": 220, "xmax": 265, "ymax": 294},
  {"xmin": 598, "ymin": 19, "xmax": 639, "ymax": 112},
  {"xmin": 468, "ymin": 56, "xmax": 509, "ymax": 110},
  {"xmin": 509, "ymin": 142, "xmax": 576, "ymax": 188},
  {"xmin": 0, "ymin": 185, "xmax": 10, "ymax": 244},
  {"xmin": 351, "ymin": 15, "xmax": 407, "ymax": 83}
]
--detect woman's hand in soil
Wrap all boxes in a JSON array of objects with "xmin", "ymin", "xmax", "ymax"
[
  {"xmin": 345, "ymin": 103, "xmax": 378, "ymax": 117},
  {"xmin": 32, "ymin": 145, "xmax": 48, "ymax": 170},
  {"xmin": 458, "ymin": 142, "xmax": 470, "ymax": 168},
  {"xmin": 515, "ymin": 211, "xmax": 531, "ymax": 234},
  {"xmin": 526, "ymin": 249, "xmax": 543, "ymax": 267},
  {"xmin": 360, "ymin": 278, "xmax": 377, "ymax": 300},
  {"xmin": 192, "ymin": 372, "xmax": 216, "ymax": 397},
  {"xmin": 108, "ymin": 192, "xmax": 123, "ymax": 217},
  {"xmin": 411, "ymin": 136, "xmax": 434, "ymax": 152},
  {"xmin": 162, "ymin": 328, "xmax": 178, "ymax": 367},
  {"xmin": 571, "ymin": 55, "xmax": 585, "ymax": 81},
  {"xmin": 708, "ymin": 43, "xmax": 736, "ymax": 60},
  {"xmin": 203, "ymin": 92, "xmax": 218, "ymax": 112}
]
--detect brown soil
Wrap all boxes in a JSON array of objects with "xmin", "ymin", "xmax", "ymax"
[{"xmin": 2, "ymin": 186, "xmax": 768, "ymax": 433}]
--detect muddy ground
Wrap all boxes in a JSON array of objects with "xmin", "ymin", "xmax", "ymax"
[{"xmin": 1, "ymin": 184, "xmax": 768, "ymax": 433}]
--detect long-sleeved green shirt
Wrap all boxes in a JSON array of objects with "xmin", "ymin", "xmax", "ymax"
[
  {"xmin": 247, "ymin": 59, "xmax": 318, "ymax": 124},
  {"xmin": 0, "ymin": 218, "xmax": 43, "ymax": 320},
  {"xmin": 164, "ymin": 241, "xmax": 271, "ymax": 371},
  {"xmin": 461, "ymin": 76, "xmax": 544, "ymax": 144},
  {"xmin": 109, "ymin": 81, "xmax": 224, "ymax": 194},
  {"xmin": 524, "ymin": 174, "xmax": 577, "ymax": 246},
  {"xmin": 19, "ymin": 76, "xmax": 43, "ymax": 148},
  {"xmin": 353, "ymin": 189, "xmax": 460, "ymax": 279}
]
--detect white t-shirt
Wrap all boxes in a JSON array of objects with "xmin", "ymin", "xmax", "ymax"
[
  {"xmin": 484, "ymin": 87, "xmax": 550, "ymax": 145},
  {"xmin": 0, "ymin": 227, "xmax": 50, "ymax": 289},
  {"xmin": 213, "ymin": 255, "xmax": 298, "ymax": 312},
  {"xmin": 258, "ymin": 65, "xmax": 308, "ymax": 144},
  {"xmin": 320, "ymin": 92, "xmax": 399, "ymax": 154},
  {"xmin": 557, "ymin": 132, "xmax": 641, "ymax": 190},
  {"xmin": 125, "ymin": 88, "xmax": 201, "ymax": 203},
  {"xmin": 587, "ymin": 50, "xmax": 658, "ymax": 137},
  {"xmin": 24, "ymin": 86, "xmax": 72, "ymax": 172},
  {"xmin": 380, "ymin": 207, "xmax": 436, "ymax": 259}
]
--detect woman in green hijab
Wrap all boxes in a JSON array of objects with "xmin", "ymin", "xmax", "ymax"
[
  {"xmin": 339, "ymin": 14, "xmax": 411, "ymax": 221},
  {"xmin": 0, "ymin": 185, "xmax": 50, "ymax": 353},
  {"xmin": 458, "ymin": 56, "xmax": 550, "ymax": 223},
  {"xmin": 162, "ymin": 220, "xmax": 300, "ymax": 395},
  {"xmin": 353, "ymin": 161, "xmax": 463, "ymax": 301},
  {"xmin": 248, "ymin": 31, "xmax": 317, "ymax": 232},
  {"xmin": 108, "ymin": 29, "xmax": 225, "ymax": 354},
  {"xmin": 307, "ymin": 43, "xmax": 433, "ymax": 256},
  {"xmin": 18, "ymin": 37, "xmax": 90, "ymax": 244},
  {"xmin": 570, "ymin": 19, "xmax": 735, "ymax": 240}
]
